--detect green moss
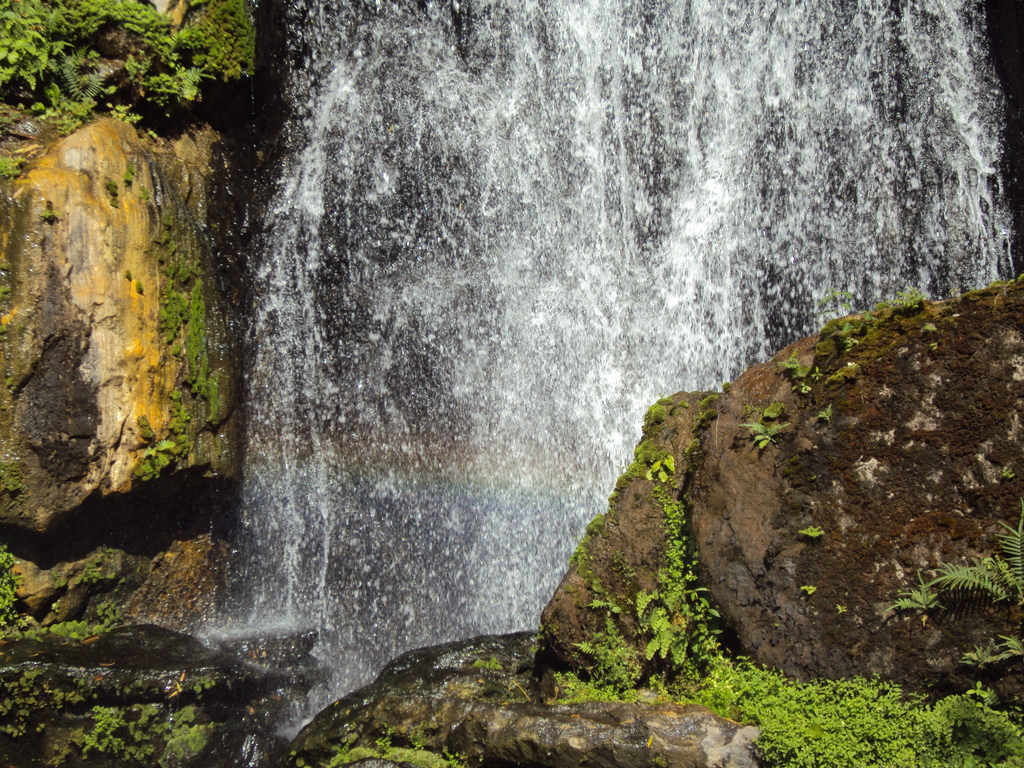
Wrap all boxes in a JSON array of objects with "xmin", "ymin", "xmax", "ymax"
[
  {"xmin": 471, "ymin": 657, "xmax": 503, "ymax": 672},
  {"xmin": 815, "ymin": 337, "xmax": 838, "ymax": 358},
  {"xmin": 694, "ymin": 409, "xmax": 718, "ymax": 431},
  {"xmin": 162, "ymin": 706, "xmax": 214, "ymax": 765},
  {"xmin": 826, "ymin": 364, "xmax": 860, "ymax": 387},
  {"xmin": 762, "ymin": 402, "xmax": 786, "ymax": 421},
  {"xmin": 0, "ymin": 156, "xmax": 21, "ymax": 179},
  {"xmin": 159, "ymin": 289, "xmax": 188, "ymax": 344},
  {"xmin": 669, "ymin": 401, "xmax": 690, "ymax": 416},
  {"xmin": 0, "ymin": 460, "xmax": 21, "ymax": 492},
  {"xmin": 570, "ymin": 514, "xmax": 606, "ymax": 571},
  {"xmin": 185, "ymin": 279, "xmax": 210, "ymax": 395},
  {"xmin": 0, "ymin": 667, "xmax": 92, "ymax": 738},
  {"xmin": 644, "ymin": 403, "xmax": 667, "ymax": 430},
  {"xmin": 698, "ymin": 393, "xmax": 720, "ymax": 410},
  {"xmin": 74, "ymin": 547, "xmax": 120, "ymax": 586}
]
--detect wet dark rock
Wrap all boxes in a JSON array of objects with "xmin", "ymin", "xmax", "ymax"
[
  {"xmin": 0, "ymin": 624, "xmax": 322, "ymax": 767},
  {"xmin": 194, "ymin": 724, "xmax": 290, "ymax": 768},
  {"xmin": 541, "ymin": 280, "xmax": 1024, "ymax": 702},
  {"xmin": 216, "ymin": 629, "xmax": 320, "ymax": 670},
  {"xmin": 287, "ymin": 633, "xmax": 760, "ymax": 768},
  {"xmin": 125, "ymin": 536, "xmax": 229, "ymax": 632}
]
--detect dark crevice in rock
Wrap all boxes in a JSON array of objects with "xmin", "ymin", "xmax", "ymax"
[{"xmin": 0, "ymin": 471, "xmax": 238, "ymax": 570}]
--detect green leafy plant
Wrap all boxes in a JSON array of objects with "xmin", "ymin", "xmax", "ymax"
[
  {"xmin": 1, "ymin": 0, "xmax": 254, "ymax": 127},
  {"xmin": 889, "ymin": 501, "xmax": 1024, "ymax": 665},
  {"xmin": 0, "ymin": 541, "xmax": 20, "ymax": 627},
  {"xmin": 893, "ymin": 287, "xmax": 928, "ymax": 311},
  {"xmin": 645, "ymin": 454, "xmax": 675, "ymax": 483},
  {"xmin": 575, "ymin": 615, "xmax": 642, "ymax": 693},
  {"xmin": 816, "ymin": 404, "xmax": 833, "ymax": 423},
  {"xmin": 740, "ymin": 420, "xmax": 791, "ymax": 449},
  {"xmin": 134, "ymin": 438, "xmax": 180, "ymax": 480},
  {"xmin": 961, "ymin": 637, "xmax": 1024, "ymax": 668},
  {"xmin": 886, "ymin": 572, "xmax": 941, "ymax": 614},
  {"xmin": 798, "ymin": 526, "xmax": 824, "ymax": 539},
  {"xmin": 695, "ymin": 659, "xmax": 923, "ymax": 768},
  {"xmin": 799, "ymin": 585, "xmax": 816, "ymax": 596},
  {"xmin": 817, "ymin": 288, "xmax": 854, "ymax": 318},
  {"xmin": 928, "ymin": 501, "xmax": 1024, "ymax": 605}
]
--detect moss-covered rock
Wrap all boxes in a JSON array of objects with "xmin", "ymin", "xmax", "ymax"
[
  {"xmin": 286, "ymin": 633, "xmax": 760, "ymax": 768},
  {"xmin": 541, "ymin": 279, "xmax": 1024, "ymax": 703},
  {"xmin": 0, "ymin": 624, "xmax": 321, "ymax": 766}
]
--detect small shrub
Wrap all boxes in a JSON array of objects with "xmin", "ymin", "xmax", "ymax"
[
  {"xmin": 695, "ymin": 660, "xmax": 922, "ymax": 768},
  {"xmin": 0, "ymin": 542, "xmax": 20, "ymax": 627}
]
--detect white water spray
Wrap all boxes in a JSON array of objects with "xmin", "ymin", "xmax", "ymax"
[{"xmin": 234, "ymin": 0, "xmax": 1010, "ymax": 699}]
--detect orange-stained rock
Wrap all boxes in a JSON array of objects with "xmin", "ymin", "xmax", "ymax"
[
  {"xmin": 0, "ymin": 119, "xmax": 238, "ymax": 532},
  {"xmin": 125, "ymin": 534, "xmax": 228, "ymax": 631}
]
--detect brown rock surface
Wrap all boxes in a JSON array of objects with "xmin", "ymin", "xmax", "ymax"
[
  {"xmin": 126, "ymin": 534, "xmax": 228, "ymax": 631},
  {"xmin": 0, "ymin": 118, "xmax": 238, "ymax": 532},
  {"xmin": 288, "ymin": 633, "xmax": 761, "ymax": 768},
  {"xmin": 541, "ymin": 280, "xmax": 1024, "ymax": 700}
]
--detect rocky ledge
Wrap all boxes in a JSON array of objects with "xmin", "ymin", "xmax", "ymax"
[
  {"xmin": 287, "ymin": 633, "xmax": 759, "ymax": 768},
  {"xmin": 0, "ymin": 624, "xmax": 322, "ymax": 767}
]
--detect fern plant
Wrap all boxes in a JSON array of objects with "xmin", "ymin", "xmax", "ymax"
[
  {"xmin": 893, "ymin": 501, "xmax": 1024, "ymax": 667},
  {"xmin": 739, "ymin": 420, "xmax": 791, "ymax": 449},
  {"xmin": 929, "ymin": 501, "xmax": 1024, "ymax": 605},
  {"xmin": 55, "ymin": 47, "xmax": 104, "ymax": 101},
  {"xmin": 885, "ymin": 572, "xmax": 941, "ymax": 614}
]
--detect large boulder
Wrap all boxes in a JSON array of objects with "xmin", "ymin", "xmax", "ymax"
[
  {"xmin": 287, "ymin": 633, "xmax": 760, "ymax": 768},
  {"xmin": 0, "ymin": 118, "xmax": 238, "ymax": 533},
  {"xmin": 541, "ymin": 280, "xmax": 1024, "ymax": 701}
]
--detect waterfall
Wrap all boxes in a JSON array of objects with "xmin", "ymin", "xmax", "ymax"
[{"xmin": 233, "ymin": 0, "xmax": 1011, "ymax": 700}]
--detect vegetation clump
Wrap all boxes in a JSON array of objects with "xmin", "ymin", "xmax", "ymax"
[
  {"xmin": 0, "ymin": 540, "xmax": 20, "ymax": 627},
  {"xmin": 0, "ymin": 0, "xmax": 255, "ymax": 132}
]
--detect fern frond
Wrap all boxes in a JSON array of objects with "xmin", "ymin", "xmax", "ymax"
[
  {"xmin": 996, "ymin": 501, "xmax": 1024, "ymax": 599},
  {"xmin": 999, "ymin": 635, "xmax": 1024, "ymax": 657},
  {"xmin": 962, "ymin": 639, "xmax": 1013, "ymax": 667},
  {"xmin": 930, "ymin": 559, "xmax": 1010, "ymax": 602},
  {"xmin": 55, "ymin": 47, "xmax": 103, "ymax": 102},
  {"xmin": 885, "ymin": 571, "xmax": 941, "ymax": 614},
  {"xmin": 635, "ymin": 590, "xmax": 657, "ymax": 619},
  {"xmin": 588, "ymin": 598, "xmax": 621, "ymax": 614}
]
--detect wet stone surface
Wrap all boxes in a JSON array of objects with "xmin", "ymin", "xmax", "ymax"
[{"xmin": 0, "ymin": 624, "xmax": 323, "ymax": 767}]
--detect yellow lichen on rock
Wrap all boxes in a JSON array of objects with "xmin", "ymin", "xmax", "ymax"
[{"xmin": 0, "ymin": 119, "xmax": 237, "ymax": 530}]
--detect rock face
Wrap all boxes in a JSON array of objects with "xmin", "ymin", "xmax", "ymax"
[
  {"xmin": 0, "ymin": 118, "xmax": 238, "ymax": 533},
  {"xmin": 0, "ymin": 624, "xmax": 322, "ymax": 766},
  {"xmin": 541, "ymin": 281, "xmax": 1024, "ymax": 701},
  {"xmin": 288, "ymin": 633, "xmax": 760, "ymax": 768}
]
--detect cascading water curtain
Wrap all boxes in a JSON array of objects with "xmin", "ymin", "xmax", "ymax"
[{"xmin": 234, "ymin": 0, "xmax": 1011, "ymax": 699}]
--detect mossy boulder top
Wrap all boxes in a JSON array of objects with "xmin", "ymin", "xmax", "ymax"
[{"xmin": 542, "ymin": 280, "xmax": 1024, "ymax": 702}]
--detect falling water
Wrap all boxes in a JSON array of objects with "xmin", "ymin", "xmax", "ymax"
[{"xmin": 233, "ymin": 0, "xmax": 1012, "ymax": 699}]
